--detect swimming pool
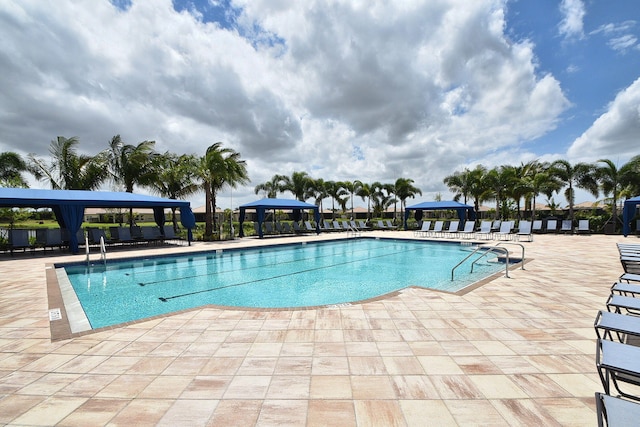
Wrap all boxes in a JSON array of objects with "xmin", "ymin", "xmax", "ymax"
[{"xmin": 58, "ymin": 238, "xmax": 507, "ymax": 330}]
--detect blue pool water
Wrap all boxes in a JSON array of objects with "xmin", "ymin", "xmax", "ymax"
[{"xmin": 60, "ymin": 238, "xmax": 505, "ymax": 329}]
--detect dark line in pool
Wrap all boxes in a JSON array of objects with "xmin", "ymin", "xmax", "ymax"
[
  {"xmin": 157, "ymin": 246, "xmax": 427, "ymax": 302},
  {"xmin": 140, "ymin": 241, "xmax": 404, "ymax": 287}
]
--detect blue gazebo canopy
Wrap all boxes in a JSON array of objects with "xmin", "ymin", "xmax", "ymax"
[
  {"xmin": 238, "ymin": 198, "xmax": 320, "ymax": 238},
  {"xmin": 0, "ymin": 187, "xmax": 196, "ymax": 253},
  {"xmin": 403, "ymin": 200, "xmax": 476, "ymax": 230},
  {"xmin": 623, "ymin": 196, "xmax": 640, "ymax": 236}
]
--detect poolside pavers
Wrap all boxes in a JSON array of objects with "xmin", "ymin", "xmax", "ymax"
[{"xmin": 0, "ymin": 232, "xmax": 630, "ymax": 425}]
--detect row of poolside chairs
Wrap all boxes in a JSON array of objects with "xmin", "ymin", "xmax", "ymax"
[
  {"xmin": 2, "ymin": 225, "xmax": 182, "ymax": 254},
  {"xmin": 413, "ymin": 220, "xmax": 534, "ymax": 242},
  {"xmin": 255, "ymin": 220, "xmax": 372, "ymax": 236},
  {"xmin": 593, "ymin": 243, "xmax": 640, "ymax": 425}
]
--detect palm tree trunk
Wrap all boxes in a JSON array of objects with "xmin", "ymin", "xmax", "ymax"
[{"xmin": 204, "ymin": 182, "xmax": 213, "ymax": 238}]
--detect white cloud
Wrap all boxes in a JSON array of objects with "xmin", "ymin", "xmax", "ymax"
[
  {"xmin": 567, "ymin": 77, "xmax": 640, "ymax": 162},
  {"xmin": 590, "ymin": 20, "xmax": 639, "ymax": 53},
  {"xmin": 0, "ymin": 0, "xmax": 570, "ymax": 207},
  {"xmin": 558, "ymin": 0, "xmax": 585, "ymax": 40}
]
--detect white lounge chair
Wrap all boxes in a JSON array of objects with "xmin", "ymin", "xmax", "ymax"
[
  {"xmin": 560, "ymin": 220, "xmax": 572, "ymax": 233},
  {"xmin": 475, "ymin": 221, "xmax": 493, "ymax": 240},
  {"xmin": 532, "ymin": 220, "xmax": 543, "ymax": 233},
  {"xmin": 515, "ymin": 220, "xmax": 533, "ymax": 242},
  {"xmin": 577, "ymin": 219, "xmax": 590, "ymax": 234},
  {"xmin": 458, "ymin": 221, "xmax": 476, "ymax": 239},
  {"xmin": 545, "ymin": 219, "xmax": 557, "ymax": 233},
  {"xmin": 443, "ymin": 220, "xmax": 459, "ymax": 238},
  {"xmin": 495, "ymin": 221, "xmax": 514, "ymax": 241},
  {"xmin": 414, "ymin": 220, "xmax": 431, "ymax": 237},
  {"xmin": 428, "ymin": 220, "xmax": 444, "ymax": 238}
]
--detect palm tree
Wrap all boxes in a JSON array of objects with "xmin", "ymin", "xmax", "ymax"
[
  {"xmin": 393, "ymin": 178, "xmax": 422, "ymax": 224},
  {"xmin": 0, "ymin": 152, "xmax": 30, "ymax": 187},
  {"xmin": 354, "ymin": 180, "xmax": 375, "ymax": 220},
  {"xmin": 254, "ymin": 174, "xmax": 286, "ymax": 198},
  {"xmin": 620, "ymin": 155, "xmax": 640, "ymax": 199},
  {"xmin": 524, "ymin": 161, "xmax": 561, "ymax": 221},
  {"xmin": 549, "ymin": 159, "xmax": 599, "ymax": 227},
  {"xmin": 340, "ymin": 181, "xmax": 356, "ymax": 218},
  {"xmin": 106, "ymin": 135, "xmax": 159, "ymax": 225},
  {"xmin": 29, "ymin": 136, "xmax": 108, "ymax": 190},
  {"xmin": 371, "ymin": 182, "xmax": 394, "ymax": 218},
  {"xmin": 322, "ymin": 180, "xmax": 346, "ymax": 219},
  {"xmin": 443, "ymin": 169, "xmax": 474, "ymax": 205},
  {"xmin": 595, "ymin": 159, "xmax": 623, "ymax": 229},
  {"xmin": 150, "ymin": 153, "xmax": 200, "ymax": 232},
  {"xmin": 280, "ymin": 171, "xmax": 313, "ymax": 202},
  {"xmin": 198, "ymin": 142, "xmax": 249, "ymax": 239},
  {"xmin": 466, "ymin": 165, "xmax": 490, "ymax": 217},
  {"xmin": 307, "ymin": 178, "xmax": 328, "ymax": 213}
]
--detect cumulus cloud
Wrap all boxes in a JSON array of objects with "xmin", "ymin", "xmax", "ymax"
[
  {"xmin": 567, "ymin": 77, "xmax": 640, "ymax": 161},
  {"xmin": 0, "ymin": 0, "xmax": 571, "ymax": 205},
  {"xmin": 558, "ymin": 0, "xmax": 585, "ymax": 40}
]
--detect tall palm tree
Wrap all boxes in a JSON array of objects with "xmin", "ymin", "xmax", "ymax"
[
  {"xmin": 307, "ymin": 178, "xmax": 328, "ymax": 213},
  {"xmin": 340, "ymin": 180, "xmax": 356, "ymax": 218},
  {"xmin": 524, "ymin": 161, "xmax": 561, "ymax": 221},
  {"xmin": 354, "ymin": 180, "xmax": 375, "ymax": 220},
  {"xmin": 393, "ymin": 178, "xmax": 422, "ymax": 223},
  {"xmin": 464, "ymin": 165, "xmax": 490, "ymax": 217},
  {"xmin": 150, "ymin": 153, "xmax": 200, "ymax": 232},
  {"xmin": 484, "ymin": 166, "xmax": 518, "ymax": 219},
  {"xmin": 29, "ymin": 136, "xmax": 108, "ymax": 190},
  {"xmin": 0, "ymin": 151, "xmax": 30, "ymax": 187},
  {"xmin": 371, "ymin": 182, "xmax": 394, "ymax": 218},
  {"xmin": 280, "ymin": 171, "xmax": 313, "ymax": 202},
  {"xmin": 254, "ymin": 174, "xmax": 286, "ymax": 198},
  {"xmin": 198, "ymin": 142, "xmax": 249, "ymax": 239},
  {"xmin": 620, "ymin": 155, "xmax": 640, "ymax": 199},
  {"xmin": 106, "ymin": 135, "xmax": 159, "ymax": 225},
  {"xmin": 322, "ymin": 180, "xmax": 346, "ymax": 219},
  {"xmin": 443, "ymin": 169, "xmax": 474, "ymax": 205},
  {"xmin": 549, "ymin": 159, "xmax": 599, "ymax": 227},
  {"xmin": 595, "ymin": 159, "xmax": 623, "ymax": 229}
]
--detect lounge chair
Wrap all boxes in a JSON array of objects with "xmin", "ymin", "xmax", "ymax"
[
  {"xmin": 611, "ymin": 282, "xmax": 640, "ymax": 297},
  {"xmin": 544, "ymin": 219, "xmax": 558, "ymax": 233},
  {"xmin": 594, "ymin": 310, "xmax": 640, "ymax": 342},
  {"xmin": 475, "ymin": 221, "xmax": 493, "ymax": 240},
  {"xmin": 333, "ymin": 221, "xmax": 345, "ymax": 232},
  {"xmin": 515, "ymin": 220, "xmax": 533, "ymax": 242},
  {"xmin": 621, "ymin": 256, "xmax": 640, "ymax": 275},
  {"xmin": 532, "ymin": 220, "xmax": 543, "ymax": 233},
  {"xmin": 606, "ymin": 294, "xmax": 640, "ymax": 315},
  {"xmin": 458, "ymin": 220, "xmax": 476, "ymax": 239},
  {"xmin": 304, "ymin": 221, "xmax": 316, "ymax": 232},
  {"xmin": 385, "ymin": 220, "xmax": 398, "ymax": 230},
  {"xmin": 349, "ymin": 220, "xmax": 361, "ymax": 231},
  {"xmin": 116, "ymin": 227, "xmax": 136, "ymax": 244},
  {"xmin": 428, "ymin": 220, "xmax": 444, "ymax": 238},
  {"xmin": 596, "ymin": 338, "xmax": 640, "ymax": 402},
  {"xmin": 414, "ymin": 220, "xmax": 431, "ymax": 237},
  {"xmin": 443, "ymin": 220, "xmax": 459, "ymax": 238},
  {"xmin": 621, "ymin": 273, "xmax": 640, "ymax": 283},
  {"xmin": 494, "ymin": 221, "xmax": 514, "ymax": 241},
  {"xmin": 35, "ymin": 228, "xmax": 63, "ymax": 251},
  {"xmin": 376, "ymin": 220, "xmax": 388, "ymax": 230},
  {"xmin": 560, "ymin": 220, "xmax": 572, "ymax": 234},
  {"xmin": 88, "ymin": 228, "xmax": 112, "ymax": 245},
  {"xmin": 163, "ymin": 225, "xmax": 183, "ymax": 243},
  {"xmin": 491, "ymin": 220, "xmax": 501, "ymax": 233},
  {"xmin": 141, "ymin": 226, "xmax": 163, "ymax": 243},
  {"xmin": 357, "ymin": 220, "xmax": 371, "ymax": 230},
  {"xmin": 577, "ymin": 219, "xmax": 590, "ymax": 234},
  {"xmin": 9, "ymin": 229, "xmax": 33, "ymax": 253},
  {"xmin": 596, "ymin": 392, "xmax": 640, "ymax": 427}
]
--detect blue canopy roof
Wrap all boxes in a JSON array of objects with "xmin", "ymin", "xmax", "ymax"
[
  {"xmin": 403, "ymin": 200, "xmax": 476, "ymax": 230},
  {"xmin": 238, "ymin": 198, "xmax": 320, "ymax": 238},
  {"xmin": 0, "ymin": 187, "xmax": 190, "ymax": 208},
  {"xmin": 623, "ymin": 195, "xmax": 640, "ymax": 236},
  {"xmin": 239, "ymin": 198, "xmax": 317, "ymax": 209},
  {"xmin": 406, "ymin": 201, "xmax": 474, "ymax": 210},
  {"xmin": 0, "ymin": 188, "xmax": 195, "ymax": 252}
]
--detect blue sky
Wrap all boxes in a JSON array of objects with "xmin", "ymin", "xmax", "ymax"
[{"xmin": 0, "ymin": 0, "xmax": 638, "ymax": 208}]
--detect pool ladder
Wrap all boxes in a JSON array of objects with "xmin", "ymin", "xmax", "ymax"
[
  {"xmin": 85, "ymin": 235, "xmax": 107, "ymax": 266},
  {"xmin": 451, "ymin": 242, "xmax": 525, "ymax": 281}
]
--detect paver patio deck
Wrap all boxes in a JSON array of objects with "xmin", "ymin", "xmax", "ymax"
[{"xmin": 0, "ymin": 231, "xmax": 633, "ymax": 426}]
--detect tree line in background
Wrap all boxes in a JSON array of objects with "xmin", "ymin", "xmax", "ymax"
[
  {"xmin": 0, "ymin": 136, "xmax": 248, "ymax": 240},
  {"xmin": 1, "ymin": 136, "xmax": 639, "ymax": 235}
]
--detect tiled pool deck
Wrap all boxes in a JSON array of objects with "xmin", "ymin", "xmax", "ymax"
[{"xmin": 0, "ymin": 231, "xmax": 631, "ymax": 426}]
